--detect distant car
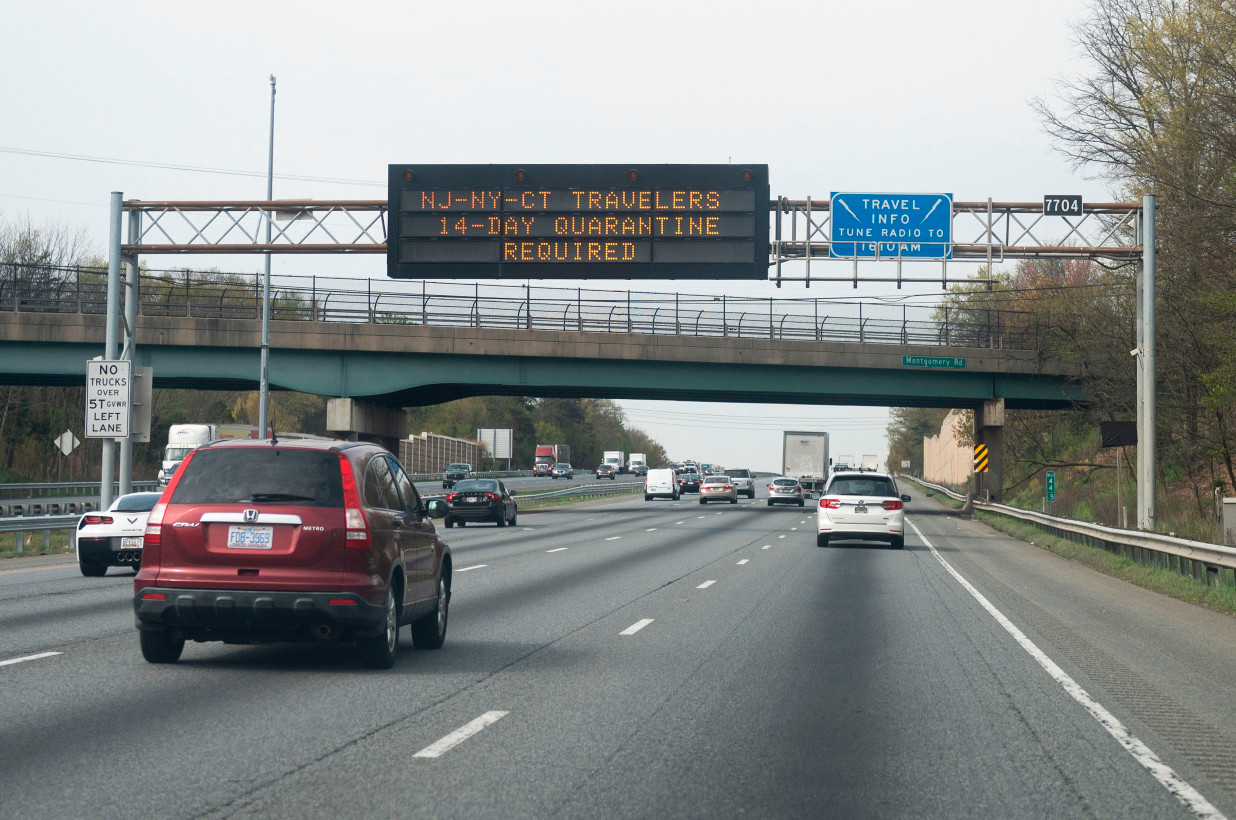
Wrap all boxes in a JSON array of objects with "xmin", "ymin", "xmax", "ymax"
[
  {"xmin": 699, "ymin": 463, "xmax": 714, "ymax": 476},
  {"xmin": 699, "ymin": 475, "xmax": 738, "ymax": 504},
  {"xmin": 551, "ymin": 462, "xmax": 574, "ymax": 479},
  {"xmin": 723, "ymin": 468, "xmax": 756, "ymax": 499},
  {"xmin": 767, "ymin": 477, "xmax": 805, "ymax": 507},
  {"xmin": 132, "ymin": 438, "xmax": 451, "ymax": 668},
  {"xmin": 632, "ymin": 464, "xmax": 648, "ymax": 477},
  {"xmin": 444, "ymin": 479, "xmax": 517, "ymax": 527},
  {"xmin": 76, "ymin": 491, "xmax": 164, "ymax": 576},
  {"xmin": 677, "ymin": 472, "xmax": 703, "ymax": 493},
  {"xmin": 443, "ymin": 463, "xmax": 474, "ymax": 489},
  {"xmin": 595, "ymin": 463, "xmax": 618, "ymax": 480},
  {"xmin": 817, "ymin": 470, "xmax": 910, "ymax": 549}
]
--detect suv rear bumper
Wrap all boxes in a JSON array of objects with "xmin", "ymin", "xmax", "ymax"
[{"xmin": 133, "ymin": 587, "xmax": 387, "ymax": 641}]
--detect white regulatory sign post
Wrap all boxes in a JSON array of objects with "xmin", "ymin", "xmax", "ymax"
[{"xmin": 86, "ymin": 359, "xmax": 132, "ymax": 438}]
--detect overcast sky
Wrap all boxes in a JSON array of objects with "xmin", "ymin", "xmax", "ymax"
[{"xmin": 1, "ymin": 0, "xmax": 1112, "ymax": 473}]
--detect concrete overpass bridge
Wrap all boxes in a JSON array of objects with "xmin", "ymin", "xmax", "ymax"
[{"xmin": 0, "ymin": 268, "xmax": 1086, "ymax": 500}]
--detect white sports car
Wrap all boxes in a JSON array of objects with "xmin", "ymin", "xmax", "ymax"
[{"xmin": 75, "ymin": 491, "xmax": 163, "ymax": 576}]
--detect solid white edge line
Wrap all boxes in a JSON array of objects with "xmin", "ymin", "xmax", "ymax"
[
  {"xmin": 413, "ymin": 711, "xmax": 509, "ymax": 759},
  {"xmin": 0, "ymin": 651, "xmax": 62, "ymax": 667},
  {"xmin": 906, "ymin": 519, "xmax": 1226, "ymax": 820},
  {"xmin": 546, "ymin": 548, "xmax": 568, "ymax": 553},
  {"xmin": 697, "ymin": 580, "xmax": 716, "ymax": 589},
  {"xmin": 620, "ymin": 618, "xmax": 654, "ymax": 635},
  {"xmin": 457, "ymin": 564, "xmax": 488, "ymax": 572}
]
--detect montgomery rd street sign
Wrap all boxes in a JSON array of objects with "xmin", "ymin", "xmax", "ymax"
[
  {"xmin": 903, "ymin": 355, "xmax": 966, "ymax": 369},
  {"xmin": 830, "ymin": 192, "xmax": 953, "ymax": 259}
]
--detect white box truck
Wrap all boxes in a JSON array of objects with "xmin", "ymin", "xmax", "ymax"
[
  {"xmin": 158, "ymin": 423, "xmax": 263, "ymax": 486},
  {"xmin": 861, "ymin": 454, "xmax": 881, "ymax": 472},
  {"xmin": 603, "ymin": 450, "xmax": 626, "ymax": 474},
  {"xmin": 782, "ymin": 431, "xmax": 830, "ymax": 481},
  {"xmin": 628, "ymin": 452, "xmax": 647, "ymax": 472}
]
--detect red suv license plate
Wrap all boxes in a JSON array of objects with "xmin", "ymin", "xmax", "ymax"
[{"xmin": 227, "ymin": 525, "xmax": 274, "ymax": 549}]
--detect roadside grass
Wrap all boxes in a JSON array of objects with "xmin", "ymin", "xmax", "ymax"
[
  {"xmin": 974, "ymin": 510, "xmax": 1236, "ymax": 617},
  {"xmin": 0, "ymin": 531, "xmax": 73, "ymax": 560}
]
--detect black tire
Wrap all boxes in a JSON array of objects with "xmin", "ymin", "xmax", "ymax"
[
  {"xmin": 509, "ymin": 509, "xmax": 517, "ymax": 526},
  {"xmin": 645, "ymin": 495, "xmax": 652, "ymax": 501},
  {"xmin": 495, "ymin": 509, "xmax": 506, "ymax": 527},
  {"xmin": 411, "ymin": 574, "xmax": 449, "ymax": 650},
  {"xmin": 699, "ymin": 498, "xmax": 706, "ymax": 505},
  {"xmin": 730, "ymin": 497, "xmax": 738, "ymax": 504},
  {"xmin": 767, "ymin": 499, "xmax": 773, "ymax": 507},
  {"xmin": 360, "ymin": 585, "xmax": 399, "ymax": 669},
  {"xmin": 798, "ymin": 499, "xmax": 805, "ymax": 507},
  {"xmin": 79, "ymin": 560, "xmax": 106, "ymax": 577},
  {"xmin": 748, "ymin": 490, "xmax": 755, "ymax": 499},
  {"xmin": 444, "ymin": 518, "xmax": 454, "ymax": 528},
  {"xmin": 892, "ymin": 536, "xmax": 905, "ymax": 550},
  {"xmin": 458, "ymin": 521, "xmax": 466, "ymax": 527},
  {"xmin": 816, "ymin": 533, "xmax": 829, "ymax": 548},
  {"xmin": 140, "ymin": 629, "xmax": 185, "ymax": 664}
]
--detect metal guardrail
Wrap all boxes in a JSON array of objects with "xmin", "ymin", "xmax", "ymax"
[
  {"xmin": 0, "ymin": 480, "xmax": 159, "ymax": 500},
  {"xmin": 0, "ymin": 480, "xmax": 645, "ymax": 555},
  {"xmin": 903, "ymin": 475, "xmax": 1236, "ymax": 587}
]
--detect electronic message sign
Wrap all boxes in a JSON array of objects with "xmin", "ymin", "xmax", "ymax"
[{"xmin": 387, "ymin": 164, "xmax": 769, "ymax": 280}]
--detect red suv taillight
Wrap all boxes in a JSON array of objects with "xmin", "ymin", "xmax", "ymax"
[
  {"xmin": 338, "ymin": 454, "xmax": 371, "ymax": 549},
  {"xmin": 445, "ymin": 493, "xmax": 459, "ymax": 502},
  {"xmin": 882, "ymin": 499, "xmax": 903, "ymax": 511},
  {"xmin": 820, "ymin": 497, "xmax": 842, "ymax": 509},
  {"xmin": 142, "ymin": 449, "xmax": 187, "ymax": 551},
  {"xmin": 83, "ymin": 515, "xmax": 113, "ymax": 526},
  {"xmin": 484, "ymin": 492, "xmax": 500, "ymax": 501}
]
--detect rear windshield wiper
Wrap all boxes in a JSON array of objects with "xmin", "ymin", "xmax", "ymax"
[{"xmin": 245, "ymin": 493, "xmax": 316, "ymax": 502}]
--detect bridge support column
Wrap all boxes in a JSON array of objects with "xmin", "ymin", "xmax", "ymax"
[
  {"xmin": 974, "ymin": 399, "xmax": 1004, "ymax": 503},
  {"xmin": 326, "ymin": 398, "xmax": 407, "ymax": 453}
]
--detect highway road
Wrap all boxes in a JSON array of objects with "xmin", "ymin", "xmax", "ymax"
[{"xmin": 3, "ymin": 489, "xmax": 1236, "ymax": 818}]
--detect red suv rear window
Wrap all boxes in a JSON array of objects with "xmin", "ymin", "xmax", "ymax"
[{"xmin": 170, "ymin": 448, "xmax": 344, "ymax": 507}]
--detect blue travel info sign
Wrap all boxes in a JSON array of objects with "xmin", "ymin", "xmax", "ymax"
[{"xmin": 829, "ymin": 192, "xmax": 953, "ymax": 259}]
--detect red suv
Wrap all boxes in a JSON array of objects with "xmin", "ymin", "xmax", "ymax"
[{"xmin": 133, "ymin": 438, "xmax": 452, "ymax": 668}]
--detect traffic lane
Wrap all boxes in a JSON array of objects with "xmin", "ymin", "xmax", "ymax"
[
  {"xmin": 0, "ymin": 565, "xmax": 136, "ymax": 659},
  {"xmin": 159, "ymin": 498, "xmax": 803, "ymax": 817},
  {"xmin": 0, "ymin": 497, "xmax": 790, "ymax": 818},
  {"xmin": 908, "ymin": 498, "xmax": 1236, "ymax": 811},
  {"xmin": 413, "ymin": 474, "xmax": 642, "ymax": 498},
  {"xmin": 203, "ymin": 510, "xmax": 1190, "ymax": 818}
]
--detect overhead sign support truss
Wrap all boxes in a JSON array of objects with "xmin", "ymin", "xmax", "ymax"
[{"xmin": 770, "ymin": 198, "xmax": 1142, "ymax": 288}]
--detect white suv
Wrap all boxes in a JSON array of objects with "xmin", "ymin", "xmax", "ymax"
[
  {"xmin": 723, "ymin": 468, "xmax": 756, "ymax": 499},
  {"xmin": 816, "ymin": 470, "xmax": 910, "ymax": 549}
]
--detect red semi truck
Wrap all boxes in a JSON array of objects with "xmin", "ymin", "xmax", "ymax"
[{"xmin": 533, "ymin": 444, "xmax": 571, "ymax": 476}]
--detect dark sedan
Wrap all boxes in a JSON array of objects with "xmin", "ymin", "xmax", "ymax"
[
  {"xmin": 677, "ymin": 472, "xmax": 703, "ymax": 493},
  {"xmin": 444, "ymin": 479, "xmax": 517, "ymax": 527},
  {"xmin": 595, "ymin": 464, "xmax": 618, "ymax": 480}
]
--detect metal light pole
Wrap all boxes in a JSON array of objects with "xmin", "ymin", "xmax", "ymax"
[{"xmin": 258, "ymin": 75, "xmax": 276, "ymax": 436}]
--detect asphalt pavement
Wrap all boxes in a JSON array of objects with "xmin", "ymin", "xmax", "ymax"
[{"xmin": 2, "ymin": 488, "xmax": 1234, "ymax": 818}]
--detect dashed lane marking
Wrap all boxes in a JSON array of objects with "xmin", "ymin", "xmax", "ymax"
[
  {"xmin": 605, "ymin": 536, "xmax": 621, "ymax": 541},
  {"xmin": 697, "ymin": 580, "xmax": 716, "ymax": 589},
  {"xmin": 0, "ymin": 651, "xmax": 62, "ymax": 668},
  {"xmin": 620, "ymin": 619, "xmax": 654, "ymax": 636},
  {"xmin": 546, "ymin": 548, "xmax": 569, "ymax": 553},
  {"xmin": 457, "ymin": 564, "xmax": 488, "ymax": 572},
  {"xmin": 413, "ymin": 711, "xmax": 509, "ymax": 759},
  {"xmin": 737, "ymin": 559, "xmax": 749, "ymax": 565}
]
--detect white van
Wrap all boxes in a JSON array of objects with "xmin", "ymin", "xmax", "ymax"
[{"xmin": 644, "ymin": 468, "xmax": 680, "ymax": 501}]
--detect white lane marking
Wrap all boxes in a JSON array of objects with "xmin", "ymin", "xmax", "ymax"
[
  {"xmin": 790, "ymin": 527, "xmax": 798, "ymax": 531},
  {"xmin": 0, "ymin": 651, "xmax": 62, "ymax": 668},
  {"xmin": 546, "ymin": 547, "xmax": 568, "ymax": 553},
  {"xmin": 761, "ymin": 545, "xmax": 771, "ymax": 550},
  {"xmin": 907, "ymin": 520, "xmax": 1227, "ymax": 820},
  {"xmin": 605, "ymin": 536, "xmax": 621, "ymax": 541},
  {"xmin": 778, "ymin": 534, "xmax": 786, "ymax": 539},
  {"xmin": 697, "ymin": 516, "xmax": 706, "ymax": 519},
  {"xmin": 413, "ymin": 711, "xmax": 509, "ymax": 759},
  {"xmin": 645, "ymin": 528, "xmax": 657, "ymax": 532},
  {"xmin": 620, "ymin": 619, "xmax": 654, "ymax": 635},
  {"xmin": 737, "ymin": 559, "xmax": 749, "ymax": 565},
  {"xmin": 697, "ymin": 580, "xmax": 717, "ymax": 589},
  {"xmin": 674, "ymin": 521, "xmax": 685, "ymax": 525},
  {"xmin": 457, "ymin": 564, "xmax": 488, "ymax": 572}
]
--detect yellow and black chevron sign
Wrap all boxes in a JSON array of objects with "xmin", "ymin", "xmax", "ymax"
[{"xmin": 973, "ymin": 444, "xmax": 989, "ymax": 473}]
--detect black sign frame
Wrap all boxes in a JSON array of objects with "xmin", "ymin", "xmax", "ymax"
[{"xmin": 387, "ymin": 164, "xmax": 770, "ymax": 280}]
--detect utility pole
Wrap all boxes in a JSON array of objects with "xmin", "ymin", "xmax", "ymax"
[{"xmin": 258, "ymin": 74, "xmax": 276, "ymax": 436}]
